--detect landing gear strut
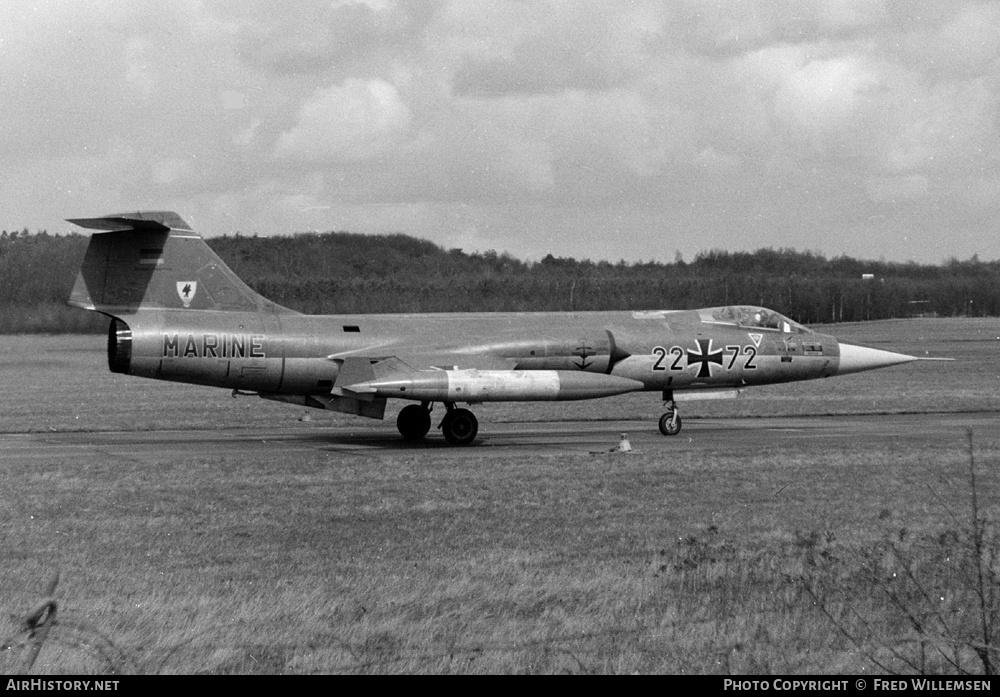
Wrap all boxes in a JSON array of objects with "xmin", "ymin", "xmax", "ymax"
[
  {"xmin": 396, "ymin": 402, "xmax": 432, "ymax": 440},
  {"xmin": 440, "ymin": 403, "xmax": 479, "ymax": 445},
  {"xmin": 659, "ymin": 390, "xmax": 682, "ymax": 436}
]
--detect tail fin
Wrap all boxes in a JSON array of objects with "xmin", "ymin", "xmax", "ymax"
[{"xmin": 67, "ymin": 211, "xmax": 294, "ymax": 317}]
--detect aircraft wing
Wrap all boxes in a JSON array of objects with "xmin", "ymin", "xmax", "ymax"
[
  {"xmin": 327, "ymin": 348, "xmax": 518, "ymax": 373},
  {"xmin": 328, "ymin": 348, "xmax": 642, "ymax": 404}
]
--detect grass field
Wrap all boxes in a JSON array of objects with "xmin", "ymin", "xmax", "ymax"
[{"xmin": 0, "ymin": 318, "xmax": 998, "ymax": 674}]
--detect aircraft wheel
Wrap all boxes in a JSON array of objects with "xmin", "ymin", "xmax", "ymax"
[
  {"xmin": 441, "ymin": 408, "xmax": 478, "ymax": 445},
  {"xmin": 658, "ymin": 412, "xmax": 682, "ymax": 436},
  {"xmin": 397, "ymin": 404, "xmax": 431, "ymax": 440}
]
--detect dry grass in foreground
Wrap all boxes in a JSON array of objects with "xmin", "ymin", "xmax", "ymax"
[{"xmin": 0, "ymin": 436, "xmax": 996, "ymax": 674}]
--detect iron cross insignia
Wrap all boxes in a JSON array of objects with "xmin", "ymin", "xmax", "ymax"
[{"xmin": 687, "ymin": 339, "xmax": 724, "ymax": 378}]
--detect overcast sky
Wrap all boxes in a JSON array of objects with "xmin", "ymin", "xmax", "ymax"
[{"xmin": 3, "ymin": 1, "xmax": 999, "ymax": 263}]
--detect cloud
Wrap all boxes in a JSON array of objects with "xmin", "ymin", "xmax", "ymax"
[
  {"xmin": 817, "ymin": 0, "xmax": 889, "ymax": 32},
  {"xmin": 234, "ymin": 2, "xmax": 378, "ymax": 74},
  {"xmin": 274, "ymin": 79, "xmax": 413, "ymax": 162},
  {"xmin": 865, "ymin": 174, "xmax": 929, "ymax": 203},
  {"xmin": 668, "ymin": 0, "xmax": 890, "ymax": 56},
  {"xmin": 228, "ymin": 0, "xmax": 438, "ymax": 75},
  {"xmin": 447, "ymin": 0, "xmax": 655, "ymax": 96},
  {"xmin": 938, "ymin": 3, "xmax": 1000, "ymax": 72},
  {"xmin": 893, "ymin": 2, "xmax": 1000, "ymax": 76},
  {"xmin": 877, "ymin": 72, "xmax": 999, "ymax": 179},
  {"xmin": 773, "ymin": 55, "xmax": 882, "ymax": 157}
]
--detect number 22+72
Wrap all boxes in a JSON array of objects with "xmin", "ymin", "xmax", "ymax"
[{"xmin": 651, "ymin": 345, "xmax": 758, "ymax": 372}]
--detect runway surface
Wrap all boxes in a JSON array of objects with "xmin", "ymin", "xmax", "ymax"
[{"xmin": 3, "ymin": 412, "xmax": 995, "ymax": 465}]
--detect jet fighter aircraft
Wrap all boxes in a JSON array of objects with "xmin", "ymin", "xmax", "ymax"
[{"xmin": 67, "ymin": 211, "xmax": 922, "ymax": 445}]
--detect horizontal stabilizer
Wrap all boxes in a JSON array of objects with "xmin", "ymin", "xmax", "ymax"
[{"xmin": 66, "ymin": 211, "xmax": 193, "ymax": 233}]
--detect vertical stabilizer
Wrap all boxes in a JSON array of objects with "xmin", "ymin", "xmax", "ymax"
[{"xmin": 67, "ymin": 212, "xmax": 293, "ymax": 317}]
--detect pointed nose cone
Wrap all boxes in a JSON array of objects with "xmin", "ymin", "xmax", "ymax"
[{"xmin": 836, "ymin": 343, "xmax": 918, "ymax": 376}]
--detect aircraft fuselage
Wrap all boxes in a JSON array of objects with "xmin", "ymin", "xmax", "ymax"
[{"xmin": 112, "ymin": 308, "xmax": 841, "ymax": 397}]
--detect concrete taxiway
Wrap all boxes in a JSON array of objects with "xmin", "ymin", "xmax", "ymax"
[{"xmin": 2, "ymin": 412, "xmax": 995, "ymax": 465}]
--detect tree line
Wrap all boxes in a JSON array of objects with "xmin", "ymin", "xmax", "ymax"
[{"xmin": 1, "ymin": 227, "xmax": 998, "ymax": 333}]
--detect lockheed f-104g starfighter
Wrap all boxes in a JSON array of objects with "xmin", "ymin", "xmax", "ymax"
[{"xmin": 67, "ymin": 211, "xmax": 923, "ymax": 445}]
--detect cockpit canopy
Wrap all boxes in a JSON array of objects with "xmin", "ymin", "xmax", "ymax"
[{"xmin": 698, "ymin": 306, "xmax": 814, "ymax": 335}]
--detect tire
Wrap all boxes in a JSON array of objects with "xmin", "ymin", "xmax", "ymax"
[
  {"xmin": 441, "ymin": 408, "xmax": 478, "ymax": 445},
  {"xmin": 396, "ymin": 404, "xmax": 431, "ymax": 440},
  {"xmin": 658, "ymin": 412, "xmax": 682, "ymax": 436}
]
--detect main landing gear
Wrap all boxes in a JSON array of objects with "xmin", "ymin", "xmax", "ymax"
[
  {"xmin": 659, "ymin": 390, "xmax": 682, "ymax": 436},
  {"xmin": 440, "ymin": 403, "xmax": 479, "ymax": 445},
  {"xmin": 396, "ymin": 402, "xmax": 432, "ymax": 440},
  {"xmin": 395, "ymin": 402, "xmax": 479, "ymax": 445}
]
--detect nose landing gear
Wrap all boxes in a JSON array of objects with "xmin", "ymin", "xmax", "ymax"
[{"xmin": 659, "ymin": 391, "xmax": 682, "ymax": 436}]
